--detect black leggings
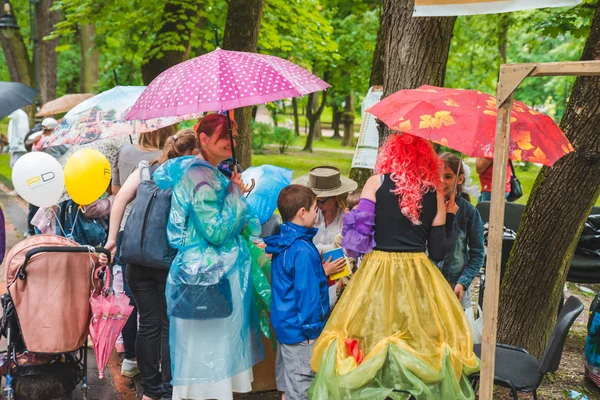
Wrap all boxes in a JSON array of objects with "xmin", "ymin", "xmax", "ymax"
[{"xmin": 126, "ymin": 263, "xmax": 172, "ymax": 399}]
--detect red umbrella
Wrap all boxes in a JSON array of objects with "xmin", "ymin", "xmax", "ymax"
[
  {"xmin": 367, "ymin": 85, "xmax": 574, "ymax": 166},
  {"xmin": 89, "ymin": 272, "xmax": 134, "ymax": 379}
]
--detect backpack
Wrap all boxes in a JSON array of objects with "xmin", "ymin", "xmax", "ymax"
[
  {"xmin": 119, "ymin": 161, "xmax": 176, "ymax": 270},
  {"xmin": 57, "ymin": 200, "xmax": 108, "ymax": 247}
]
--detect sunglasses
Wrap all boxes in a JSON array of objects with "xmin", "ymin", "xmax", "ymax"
[{"xmin": 317, "ymin": 197, "xmax": 333, "ymax": 206}]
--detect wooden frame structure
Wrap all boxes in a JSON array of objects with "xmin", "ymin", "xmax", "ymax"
[{"xmin": 480, "ymin": 60, "xmax": 600, "ymax": 399}]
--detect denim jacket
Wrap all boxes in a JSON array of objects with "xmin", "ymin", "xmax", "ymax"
[{"xmin": 438, "ymin": 196, "xmax": 485, "ymax": 290}]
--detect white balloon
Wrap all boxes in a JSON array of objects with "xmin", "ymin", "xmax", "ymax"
[{"xmin": 12, "ymin": 152, "xmax": 65, "ymax": 208}]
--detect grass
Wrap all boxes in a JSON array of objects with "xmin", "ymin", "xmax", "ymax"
[
  {"xmin": 0, "ymin": 154, "xmax": 12, "ymax": 189},
  {"xmin": 272, "ymin": 105, "xmax": 363, "ymax": 131},
  {"xmin": 252, "ymin": 148, "xmax": 353, "ymax": 179},
  {"xmin": 287, "ymin": 135, "xmax": 357, "ymax": 150}
]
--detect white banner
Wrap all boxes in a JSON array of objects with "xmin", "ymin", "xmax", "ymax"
[
  {"xmin": 413, "ymin": 0, "xmax": 582, "ymax": 17},
  {"xmin": 351, "ymin": 86, "xmax": 384, "ymax": 170}
]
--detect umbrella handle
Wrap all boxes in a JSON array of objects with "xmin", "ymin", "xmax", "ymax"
[{"xmin": 244, "ymin": 178, "xmax": 256, "ymax": 195}]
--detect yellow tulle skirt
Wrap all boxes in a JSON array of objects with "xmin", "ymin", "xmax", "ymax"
[{"xmin": 309, "ymin": 251, "xmax": 480, "ymax": 400}]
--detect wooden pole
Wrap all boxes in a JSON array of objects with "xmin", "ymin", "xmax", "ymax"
[{"xmin": 479, "ymin": 94, "xmax": 514, "ymax": 399}]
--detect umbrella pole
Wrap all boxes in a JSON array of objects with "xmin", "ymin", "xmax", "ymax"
[
  {"xmin": 225, "ymin": 110, "xmax": 238, "ymax": 168},
  {"xmin": 479, "ymin": 94, "xmax": 514, "ymax": 400},
  {"xmin": 452, "ymin": 153, "xmax": 464, "ymax": 197}
]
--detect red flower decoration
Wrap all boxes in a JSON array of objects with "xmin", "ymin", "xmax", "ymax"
[{"xmin": 344, "ymin": 338, "xmax": 364, "ymax": 365}]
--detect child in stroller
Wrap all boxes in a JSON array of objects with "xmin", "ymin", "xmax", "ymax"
[{"xmin": 0, "ymin": 234, "xmax": 109, "ymax": 399}]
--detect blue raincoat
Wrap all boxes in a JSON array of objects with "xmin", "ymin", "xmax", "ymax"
[{"xmin": 154, "ymin": 156, "xmax": 264, "ymax": 386}]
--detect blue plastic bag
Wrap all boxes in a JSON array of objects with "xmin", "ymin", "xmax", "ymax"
[{"xmin": 242, "ymin": 165, "xmax": 292, "ymax": 224}]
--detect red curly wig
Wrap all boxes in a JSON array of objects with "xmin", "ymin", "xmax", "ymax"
[{"xmin": 375, "ymin": 134, "xmax": 442, "ymax": 225}]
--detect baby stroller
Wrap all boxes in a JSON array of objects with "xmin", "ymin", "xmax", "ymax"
[{"xmin": 0, "ymin": 234, "xmax": 109, "ymax": 399}]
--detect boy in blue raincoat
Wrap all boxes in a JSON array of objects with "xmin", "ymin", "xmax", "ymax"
[{"xmin": 265, "ymin": 185, "xmax": 330, "ymax": 400}]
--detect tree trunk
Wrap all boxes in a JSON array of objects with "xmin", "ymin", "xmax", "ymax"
[
  {"xmin": 292, "ymin": 97, "xmax": 300, "ymax": 136},
  {"xmin": 303, "ymin": 90, "xmax": 327, "ymax": 152},
  {"xmin": 382, "ymin": 0, "xmax": 455, "ymax": 101},
  {"xmin": 223, "ymin": 0, "xmax": 264, "ymax": 169},
  {"xmin": 497, "ymin": 4, "xmax": 600, "ymax": 358},
  {"xmin": 36, "ymin": 0, "xmax": 60, "ymax": 103},
  {"xmin": 497, "ymin": 14, "xmax": 510, "ymax": 64},
  {"xmin": 369, "ymin": 0, "xmax": 386, "ymax": 87},
  {"xmin": 141, "ymin": 0, "xmax": 201, "ymax": 84},
  {"xmin": 332, "ymin": 105, "xmax": 342, "ymax": 139},
  {"xmin": 350, "ymin": 0, "xmax": 455, "ymax": 187},
  {"xmin": 80, "ymin": 24, "xmax": 99, "ymax": 93},
  {"xmin": 0, "ymin": 27, "xmax": 33, "ymax": 86},
  {"xmin": 313, "ymin": 92, "xmax": 323, "ymax": 141},
  {"xmin": 271, "ymin": 106, "xmax": 278, "ymax": 127},
  {"xmin": 342, "ymin": 93, "xmax": 355, "ymax": 147}
]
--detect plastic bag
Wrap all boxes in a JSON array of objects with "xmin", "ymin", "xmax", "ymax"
[
  {"xmin": 466, "ymin": 305, "xmax": 483, "ymax": 344},
  {"xmin": 242, "ymin": 165, "xmax": 292, "ymax": 224}
]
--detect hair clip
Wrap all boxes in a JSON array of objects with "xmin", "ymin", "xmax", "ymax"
[{"xmin": 172, "ymin": 135, "xmax": 178, "ymax": 141}]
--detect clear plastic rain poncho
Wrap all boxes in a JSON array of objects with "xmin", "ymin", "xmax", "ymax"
[{"xmin": 154, "ymin": 156, "xmax": 265, "ymax": 386}]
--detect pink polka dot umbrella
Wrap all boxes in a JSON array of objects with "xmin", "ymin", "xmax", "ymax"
[{"xmin": 126, "ymin": 48, "xmax": 330, "ymax": 121}]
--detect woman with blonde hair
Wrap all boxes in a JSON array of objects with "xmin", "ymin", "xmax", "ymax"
[
  {"xmin": 112, "ymin": 124, "xmax": 177, "ymax": 193},
  {"xmin": 109, "ymin": 123, "xmax": 177, "ymax": 378},
  {"xmin": 102, "ymin": 128, "xmax": 198, "ymax": 400},
  {"xmin": 309, "ymin": 134, "xmax": 479, "ymax": 399}
]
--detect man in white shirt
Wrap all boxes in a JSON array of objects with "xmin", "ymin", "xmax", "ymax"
[{"xmin": 7, "ymin": 109, "xmax": 30, "ymax": 167}]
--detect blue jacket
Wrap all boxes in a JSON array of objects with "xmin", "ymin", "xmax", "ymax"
[
  {"xmin": 265, "ymin": 222, "xmax": 330, "ymax": 345},
  {"xmin": 439, "ymin": 196, "xmax": 485, "ymax": 290}
]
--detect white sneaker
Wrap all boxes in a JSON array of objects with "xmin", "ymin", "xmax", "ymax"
[{"xmin": 121, "ymin": 358, "xmax": 140, "ymax": 378}]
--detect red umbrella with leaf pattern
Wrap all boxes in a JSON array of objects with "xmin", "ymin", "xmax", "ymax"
[{"xmin": 367, "ymin": 85, "xmax": 573, "ymax": 166}]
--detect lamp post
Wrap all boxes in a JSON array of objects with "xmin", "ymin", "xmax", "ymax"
[
  {"xmin": 0, "ymin": 0, "xmax": 19, "ymax": 29},
  {"xmin": 29, "ymin": 0, "xmax": 39, "ymax": 104}
]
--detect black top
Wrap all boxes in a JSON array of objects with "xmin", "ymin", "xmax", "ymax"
[{"xmin": 374, "ymin": 174, "xmax": 446, "ymax": 260}]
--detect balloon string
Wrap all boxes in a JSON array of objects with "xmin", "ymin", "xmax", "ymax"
[
  {"xmin": 53, "ymin": 205, "xmax": 69, "ymax": 240},
  {"xmin": 68, "ymin": 206, "xmax": 81, "ymax": 242}
]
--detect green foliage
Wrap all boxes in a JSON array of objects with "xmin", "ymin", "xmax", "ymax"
[
  {"xmin": 327, "ymin": 8, "xmax": 379, "ymax": 112},
  {"xmin": 531, "ymin": 0, "xmax": 597, "ymax": 39},
  {"xmin": 272, "ymin": 126, "xmax": 294, "ymax": 154},
  {"xmin": 252, "ymin": 122, "xmax": 273, "ymax": 153},
  {"xmin": 142, "ymin": 0, "xmax": 204, "ymax": 63},
  {"xmin": 259, "ymin": 0, "xmax": 338, "ymax": 68},
  {"xmin": 446, "ymin": 4, "xmax": 591, "ymax": 121}
]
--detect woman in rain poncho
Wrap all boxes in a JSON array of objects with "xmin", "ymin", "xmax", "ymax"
[{"xmin": 153, "ymin": 114, "xmax": 264, "ymax": 400}]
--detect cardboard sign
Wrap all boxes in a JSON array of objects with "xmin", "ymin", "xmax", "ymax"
[{"xmin": 351, "ymin": 86, "xmax": 383, "ymax": 170}]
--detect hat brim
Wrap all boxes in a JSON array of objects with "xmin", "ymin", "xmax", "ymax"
[{"xmin": 291, "ymin": 175, "xmax": 359, "ymax": 197}]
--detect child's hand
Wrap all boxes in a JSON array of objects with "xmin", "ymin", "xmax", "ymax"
[
  {"xmin": 453, "ymin": 283, "xmax": 464, "ymax": 301},
  {"xmin": 323, "ymin": 257, "xmax": 346, "ymax": 276}
]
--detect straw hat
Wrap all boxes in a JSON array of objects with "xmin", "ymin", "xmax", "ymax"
[{"xmin": 291, "ymin": 166, "xmax": 358, "ymax": 197}]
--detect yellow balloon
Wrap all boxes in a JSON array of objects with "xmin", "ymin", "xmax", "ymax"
[{"xmin": 64, "ymin": 149, "xmax": 111, "ymax": 206}]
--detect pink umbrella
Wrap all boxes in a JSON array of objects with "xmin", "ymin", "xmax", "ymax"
[
  {"xmin": 126, "ymin": 48, "xmax": 330, "ymax": 121},
  {"xmin": 89, "ymin": 273, "xmax": 134, "ymax": 379}
]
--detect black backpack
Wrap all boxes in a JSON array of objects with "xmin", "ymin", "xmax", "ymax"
[{"xmin": 119, "ymin": 161, "xmax": 177, "ymax": 269}]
